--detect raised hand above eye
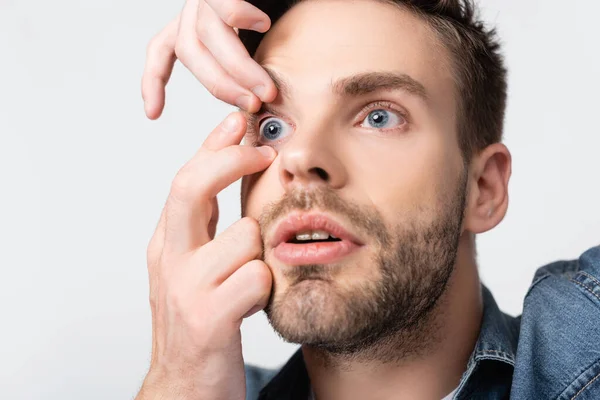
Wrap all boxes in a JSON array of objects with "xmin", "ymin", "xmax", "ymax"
[{"xmin": 142, "ymin": 0, "xmax": 278, "ymax": 119}]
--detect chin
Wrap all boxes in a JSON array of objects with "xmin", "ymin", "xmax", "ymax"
[{"xmin": 264, "ymin": 275, "xmax": 373, "ymax": 345}]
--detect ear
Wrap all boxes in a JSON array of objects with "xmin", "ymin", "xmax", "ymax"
[{"xmin": 463, "ymin": 143, "xmax": 512, "ymax": 234}]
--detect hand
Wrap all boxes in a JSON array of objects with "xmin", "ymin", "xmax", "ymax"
[
  {"xmin": 136, "ymin": 112, "xmax": 276, "ymax": 400},
  {"xmin": 142, "ymin": 0, "xmax": 278, "ymax": 119}
]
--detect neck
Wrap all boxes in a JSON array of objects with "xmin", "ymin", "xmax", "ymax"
[{"xmin": 302, "ymin": 233, "xmax": 483, "ymax": 400}]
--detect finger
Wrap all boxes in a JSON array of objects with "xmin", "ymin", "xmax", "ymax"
[
  {"xmin": 176, "ymin": 0, "xmax": 262, "ymax": 111},
  {"xmin": 147, "ymin": 195, "xmax": 171, "ymax": 297},
  {"xmin": 148, "ymin": 204, "xmax": 171, "ymax": 366},
  {"xmin": 164, "ymin": 144, "xmax": 276, "ymax": 255},
  {"xmin": 147, "ymin": 203, "xmax": 168, "ymax": 274},
  {"xmin": 147, "ymin": 203, "xmax": 167, "ymax": 364},
  {"xmin": 197, "ymin": 4, "xmax": 277, "ymax": 102},
  {"xmin": 200, "ymin": 111, "xmax": 248, "ymax": 152},
  {"xmin": 205, "ymin": 0, "xmax": 271, "ymax": 32},
  {"xmin": 207, "ymin": 196, "xmax": 219, "ymax": 240},
  {"xmin": 142, "ymin": 15, "xmax": 180, "ymax": 120},
  {"xmin": 195, "ymin": 217, "xmax": 263, "ymax": 285},
  {"xmin": 160, "ymin": 112, "xmax": 246, "ymax": 255},
  {"xmin": 214, "ymin": 259, "xmax": 272, "ymax": 321},
  {"xmin": 147, "ymin": 200, "xmax": 170, "ymax": 312}
]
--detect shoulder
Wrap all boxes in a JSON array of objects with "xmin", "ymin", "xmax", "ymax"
[
  {"xmin": 245, "ymin": 363, "xmax": 279, "ymax": 400},
  {"xmin": 525, "ymin": 244, "xmax": 600, "ymax": 311},
  {"xmin": 529, "ymin": 245, "xmax": 600, "ymax": 289},
  {"xmin": 511, "ymin": 245, "xmax": 600, "ymax": 399}
]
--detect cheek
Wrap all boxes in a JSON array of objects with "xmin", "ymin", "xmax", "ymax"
[
  {"xmin": 349, "ymin": 134, "xmax": 455, "ymax": 217},
  {"xmin": 241, "ymin": 173, "xmax": 262, "ymax": 219}
]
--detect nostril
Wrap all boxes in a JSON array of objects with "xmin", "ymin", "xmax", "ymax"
[{"xmin": 311, "ymin": 167, "xmax": 329, "ymax": 181}]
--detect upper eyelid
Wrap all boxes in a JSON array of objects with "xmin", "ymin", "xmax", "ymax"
[
  {"xmin": 256, "ymin": 108, "xmax": 289, "ymax": 125},
  {"xmin": 248, "ymin": 103, "xmax": 288, "ymax": 125},
  {"xmin": 357, "ymin": 101, "xmax": 408, "ymax": 120},
  {"xmin": 256, "ymin": 102, "xmax": 405, "ymax": 121}
]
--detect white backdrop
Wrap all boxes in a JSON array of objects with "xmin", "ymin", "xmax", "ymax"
[{"xmin": 1, "ymin": 0, "xmax": 599, "ymax": 398}]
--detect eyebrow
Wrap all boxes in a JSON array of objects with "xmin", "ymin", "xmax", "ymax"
[
  {"xmin": 244, "ymin": 67, "xmax": 428, "ymax": 125},
  {"xmin": 263, "ymin": 66, "xmax": 427, "ymax": 100}
]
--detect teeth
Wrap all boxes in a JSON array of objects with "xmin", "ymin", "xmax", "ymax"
[
  {"xmin": 311, "ymin": 230, "xmax": 330, "ymax": 240},
  {"xmin": 295, "ymin": 232, "xmax": 313, "ymax": 241},
  {"xmin": 295, "ymin": 230, "xmax": 335, "ymax": 241}
]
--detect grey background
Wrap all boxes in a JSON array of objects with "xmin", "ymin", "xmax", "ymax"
[{"xmin": 1, "ymin": 0, "xmax": 599, "ymax": 398}]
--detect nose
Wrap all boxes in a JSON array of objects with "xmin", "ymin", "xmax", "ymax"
[{"xmin": 278, "ymin": 125, "xmax": 348, "ymax": 192}]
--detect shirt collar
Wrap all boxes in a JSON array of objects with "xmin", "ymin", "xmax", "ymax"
[
  {"xmin": 451, "ymin": 284, "xmax": 520, "ymax": 398},
  {"xmin": 471, "ymin": 284, "xmax": 519, "ymax": 365},
  {"xmin": 258, "ymin": 283, "xmax": 520, "ymax": 400}
]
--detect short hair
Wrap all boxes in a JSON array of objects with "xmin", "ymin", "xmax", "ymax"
[{"xmin": 239, "ymin": 0, "xmax": 507, "ymax": 162}]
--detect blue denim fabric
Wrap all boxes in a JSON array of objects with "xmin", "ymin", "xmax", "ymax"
[{"xmin": 244, "ymin": 245, "xmax": 600, "ymax": 400}]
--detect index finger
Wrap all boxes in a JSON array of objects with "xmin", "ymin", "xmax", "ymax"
[
  {"xmin": 142, "ymin": 15, "xmax": 180, "ymax": 120},
  {"xmin": 205, "ymin": 0, "xmax": 271, "ymax": 30},
  {"xmin": 201, "ymin": 111, "xmax": 248, "ymax": 152},
  {"xmin": 163, "ymin": 116, "xmax": 276, "ymax": 255}
]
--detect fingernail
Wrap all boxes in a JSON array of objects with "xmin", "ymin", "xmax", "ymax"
[
  {"xmin": 235, "ymin": 95, "xmax": 252, "ymax": 110},
  {"xmin": 224, "ymin": 115, "xmax": 239, "ymax": 133},
  {"xmin": 251, "ymin": 85, "xmax": 266, "ymax": 100},
  {"xmin": 257, "ymin": 146, "xmax": 275, "ymax": 158},
  {"xmin": 250, "ymin": 21, "xmax": 267, "ymax": 32}
]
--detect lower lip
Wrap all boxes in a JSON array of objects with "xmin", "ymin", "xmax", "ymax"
[{"xmin": 273, "ymin": 240, "xmax": 361, "ymax": 265}]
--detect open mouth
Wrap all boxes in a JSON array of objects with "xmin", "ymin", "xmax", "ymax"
[
  {"xmin": 286, "ymin": 230, "xmax": 343, "ymax": 244},
  {"xmin": 270, "ymin": 213, "xmax": 364, "ymax": 265},
  {"xmin": 275, "ymin": 231, "xmax": 360, "ymax": 265},
  {"xmin": 287, "ymin": 237, "xmax": 343, "ymax": 244}
]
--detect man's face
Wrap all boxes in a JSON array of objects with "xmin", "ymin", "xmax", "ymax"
[{"xmin": 240, "ymin": 0, "xmax": 468, "ymax": 352}]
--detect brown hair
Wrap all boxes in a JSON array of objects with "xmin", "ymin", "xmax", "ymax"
[{"xmin": 239, "ymin": 0, "xmax": 507, "ymax": 162}]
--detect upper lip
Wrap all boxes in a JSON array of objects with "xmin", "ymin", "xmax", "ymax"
[{"xmin": 269, "ymin": 211, "xmax": 364, "ymax": 247}]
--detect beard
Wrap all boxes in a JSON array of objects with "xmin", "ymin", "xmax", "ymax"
[{"xmin": 254, "ymin": 167, "xmax": 469, "ymax": 363}]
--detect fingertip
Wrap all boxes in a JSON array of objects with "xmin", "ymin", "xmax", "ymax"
[
  {"xmin": 250, "ymin": 18, "xmax": 271, "ymax": 33},
  {"xmin": 226, "ymin": 109, "xmax": 247, "ymax": 125},
  {"xmin": 257, "ymin": 145, "xmax": 276, "ymax": 159},
  {"xmin": 241, "ymin": 94, "xmax": 263, "ymax": 114},
  {"xmin": 144, "ymin": 99, "xmax": 161, "ymax": 120},
  {"xmin": 232, "ymin": 110, "xmax": 248, "ymax": 126},
  {"xmin": 147, "ymin": 87, "xmax": 167, "ymax": 120},
  {"xmin": 261, "ymin": 83, "xmax": 278, "ymax": 103},
  {"xmin": 257, "ymin": 9, "xmax": 272, "ymax": 29},
  {"xmin": 151, "ymin": 109, "xmax": 164, "ymax": 120},
  {"xmin": 222, "ymin": 111, "xmax": 243, "ymax": 133},
  {"xmin": 144, "ymin": 100, "xmax": 153, "ymax": 119}
]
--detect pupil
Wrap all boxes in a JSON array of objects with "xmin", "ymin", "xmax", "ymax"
[
  {"xmin": 368, "ymin": 110, "xmax": 388, "ymax": 127},
  {"xmin": 263, "ymin": 121, "xmax": 281, "ymax": 140}
]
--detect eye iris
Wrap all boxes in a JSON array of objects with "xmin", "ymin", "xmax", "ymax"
[
  {"xmin": 262, "ymin": 120, "xmax": 282, "ymax": 140},
  {"xmin": 368, "ymin": 110, "xmax": 389, "ymax": 128}
]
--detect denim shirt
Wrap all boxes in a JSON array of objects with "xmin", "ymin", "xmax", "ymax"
[{"xmin": 244, "ymin": 245, "xmax": 600, "ymax": 399}]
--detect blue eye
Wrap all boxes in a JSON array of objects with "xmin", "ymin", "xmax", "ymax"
[
  {"xmin": 258, "ymin": 117, "xmax": 292, "ymax": 142},
  {"xmin": 361, "ymin": 109, "xmax": 403, "ymax": 129}
]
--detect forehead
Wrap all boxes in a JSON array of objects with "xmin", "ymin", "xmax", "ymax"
[{"xmin": 254, "ymin": 0, "xmax": 455, "ymax": 102}]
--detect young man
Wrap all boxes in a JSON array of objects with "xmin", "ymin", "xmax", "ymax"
[{"xmin": 137, "ymin": 0, "xmax": 600, "ymax": 399}]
